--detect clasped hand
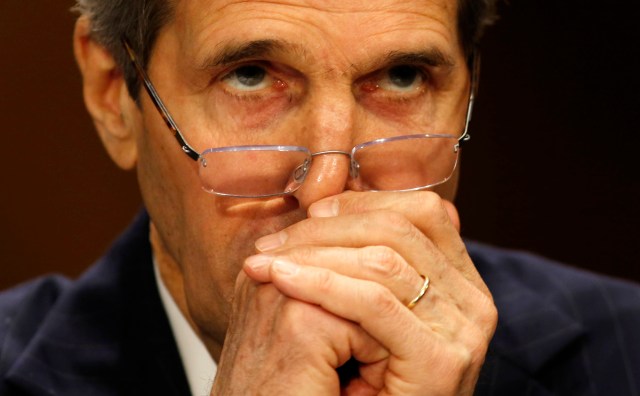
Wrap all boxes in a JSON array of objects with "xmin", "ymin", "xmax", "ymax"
[{"xmin": 212, "ymin": 191, "xmax": 497, "ymax": 395}]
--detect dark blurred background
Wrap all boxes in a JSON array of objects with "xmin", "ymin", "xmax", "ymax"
[{"xmin": 1, "ymin": 0, "xmax": 639, "ymax": 290}]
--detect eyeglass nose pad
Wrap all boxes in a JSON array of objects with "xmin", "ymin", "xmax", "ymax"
[
  {"xmin": 349, "ymin": 158, "xmax": 360, "ymax": 179},
  {"xmin": 292, "ymin": 158, "xmax": 312, "ymax": 183}
]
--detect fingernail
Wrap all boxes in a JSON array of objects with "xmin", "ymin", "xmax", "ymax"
[
  {"xmin": 244, "ymin": 254, "xmax": 273, "ymax": 271},
  {"xmin": 273, "ymin": 258, "xmax": 299, "ymax": 276},
  {"xmin": 309, "ymin": 199, "xmax": 339, "ymax": 218},
  {"xmin": 255, "ymin": 231, "xmax": 288, "ymax": 252}
]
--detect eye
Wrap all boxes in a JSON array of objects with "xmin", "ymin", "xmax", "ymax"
[
  {"xmin": 378, "ymin": 65, "xmax": 424, "ymax": 92},
  {"xmin": 222, "ymin": 65, "xmax": 271, "ymax": 91}
]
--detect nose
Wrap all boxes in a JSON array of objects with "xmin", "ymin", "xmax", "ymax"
[
  {"xmin": 292, "ymin": 95, "xmax": 356, "ymax": 211},
  {"xmin": 293, "ymin": 151, "xmax": 352, "ymax": 210}
]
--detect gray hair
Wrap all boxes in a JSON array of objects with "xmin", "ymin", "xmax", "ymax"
[
  {"xmin": 74, "ymin": 0, "xmax": 497, "ymax": 100},
  {"xmin": 73, "ymin": 0, "xmax": 174, "ymax": 98}
]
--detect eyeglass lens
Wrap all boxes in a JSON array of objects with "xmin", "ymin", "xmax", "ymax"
[{"xmin": 198, "ymin": 135, "xmax": 459, "ymax": 197}]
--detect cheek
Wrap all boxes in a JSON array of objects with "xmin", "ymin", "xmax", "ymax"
[
  {"xmin": 180, "ymin": 197, "xmax": 305, "ymax": 341},
  {"xmin": 182, "ymin": 196, "xmax": 303, "ymax": 289},
  {"xmin": 134, "ymin": 109, "xmax": 211, "ymax": 274},
  {"xmin": 136, "ymin": 127, "xmax": 195, "ymax": 219}
]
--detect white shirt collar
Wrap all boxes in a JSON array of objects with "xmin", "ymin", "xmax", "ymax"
[{"xmin": 153, "ymin": 259, "xmax": 217, "ymax": 396}]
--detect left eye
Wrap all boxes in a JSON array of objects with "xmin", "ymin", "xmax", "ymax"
[
  {"xmin": 222, "ymin": 65, "xmax": 271, "ymax": 91},
  {"xmin": 378, "ymin": 65, "xmax": 424, "ymax": 92}
]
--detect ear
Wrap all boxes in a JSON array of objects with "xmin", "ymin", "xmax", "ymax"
[{"xmin": 73, "ymin": 16, "xmax": 138, "ymax": 170}]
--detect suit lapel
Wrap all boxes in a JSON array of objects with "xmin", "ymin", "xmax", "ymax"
[
  {"xmin": 475, "ymin": 284, "xmax": 584, "ymax": 395},
  {"xmin": 118, "ymin": 213, "xmax": 191, "ymax": 395},
  {"xmin": 469, "ymin": 241, "xmax": 585, "ymax": 395},
  {"xmin": 5, "ymin": 211, "xmax": 191, "ymax": 396}
]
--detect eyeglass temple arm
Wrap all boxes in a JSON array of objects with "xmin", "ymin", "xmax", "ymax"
[
  {"xmin": 458, "ymin": 48, "xmax": 481, "ymax": 146},
  {"xmin": 121, "ymin": 38, "xmax": 200, "ymax": 161}
]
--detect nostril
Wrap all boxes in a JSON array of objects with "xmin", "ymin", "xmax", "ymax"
[
  {"xmin": 291, "ymin": 152, "xmax": 353, "ymax": 208},
  {"xmin": 350, "ymin": 158, "xmax": 360, "ymax": 179},
  {"xmin": 293, "ymin": 159, "xmax": 311, "ymax": 183}
]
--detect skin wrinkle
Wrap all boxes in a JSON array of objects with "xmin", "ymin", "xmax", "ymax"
[
  {"xmin": 196, "ymin": 8, "xmax": 460, "ymax": 136},
  {"xmin": 72, "ymin": 1, "xmax": 502, "ymax": 391},
  {"xmin": 198, "ymin": 40, "xmax": 306, "ymax": 70},
  {"xmin": 178, "ymin": 12, "xmax": 460, "ymax": 142},
  {"xmin": 128, "ymin": 0, "xmax": 472, "ymax": 364},
  {"xmin": 185, "ymin": 1, "xmax": 456, "ymax": 77},
  {"xmin": 196, "ymin": 57, "xmax": 451, "ymax": 149},
  {"xmin": 204, "ymin": 0, "xmax": 431, "ymax": 15}
]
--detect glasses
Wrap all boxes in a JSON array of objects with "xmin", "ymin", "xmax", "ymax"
[{"xmin": 122, "ymin": 39, "xmax": 479, "ymax": 198}]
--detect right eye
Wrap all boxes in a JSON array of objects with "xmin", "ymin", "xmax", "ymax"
[{"xmin": 222, "ymin": 65, "xmax": 271, "ymax": 91}]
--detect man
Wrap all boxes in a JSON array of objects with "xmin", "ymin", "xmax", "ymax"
[{"xmin": 0, "ymin": 1, "xmax": 638, "ymax": 395}]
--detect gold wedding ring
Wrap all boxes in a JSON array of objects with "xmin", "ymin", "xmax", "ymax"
[{"xmin": 407, "ymin": 275, "xmax": 430, "ymax": 309}]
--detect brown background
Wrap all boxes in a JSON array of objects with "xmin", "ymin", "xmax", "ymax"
[{"xmin": 1, "ymin": 0, "xmax": 639, "ymax": 290}]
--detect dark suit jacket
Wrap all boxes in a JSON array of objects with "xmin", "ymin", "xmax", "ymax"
[{"xmin": 1, "ymin": 211, "xmax": 639, "ymax": 395}]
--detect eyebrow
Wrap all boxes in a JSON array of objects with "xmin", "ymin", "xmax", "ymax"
[
  {"xmin": 384, "ymin": 48, "xmax": 456, "ymax": 69},
  {"xmin": 197, "ymin": 39, "xmax": 304, "ymax": 69},
  {"xmin": 197, "ymin": 39, "xmax": 456, "ymax": 73}
]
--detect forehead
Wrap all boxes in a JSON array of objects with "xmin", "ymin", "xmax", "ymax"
[{"xmin": 168, "ymin": 0, "xmax": 462, "ymax": 67}]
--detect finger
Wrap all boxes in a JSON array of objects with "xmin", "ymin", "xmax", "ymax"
[
  {"xmin": 246, "ymin": 248, "xmax": 490, "ymax": 338},
  {"xmin": 232, "ymin": 272, "xmax": 390, "ymax": 370},
  {"xmin": 244, "ymin": 249, "xmax": 495, "ymax": 343},
  {"xmin": 308, "ymin": 191, "xmax": 487, "ymax": 295},
  {"xmin": 244, "ymin": 245, "xmax": 425, "ymax": 305},
  {"xmin": 255, "ymin": 209, "xmax": 448, "ymax": 284},
  {"xmin": 253, "ymin": 209, "xmax": 496, "ymax": 323},
  {"xmin": 442, "ymin": 199, "xmax": 461, "ymax": 233},
  {"xmin": 309, "ymin": 191, "xmax": 461, "ymax": 258},
  {"xmin": 266, "ymin": 258, "xmax": 424, "ymax": 357},
  {"xmin": 266, "ymin": 260, "xmax": 495, "ymax": 393}
]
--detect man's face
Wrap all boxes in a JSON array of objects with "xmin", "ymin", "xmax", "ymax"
[{"xmin": 133, "ymin": 0, "xmax": 469, "ymax": 354}]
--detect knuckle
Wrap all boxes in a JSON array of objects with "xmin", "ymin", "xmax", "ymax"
[
  {"xmin": 370, "ymin": 210, "xmax": 418, "ymax": 241},
  {"xmin": 340, "ymin": 192, "xmax": 369, "ymax": 214},
  {"xmin": 467, "ymin": 286, "xmax": 498, "ymax": 330},
  {"xmin": 417, "ymin": 191, "xmax": 449, "ymax": 224},
  {"xmin": 455, "ymin": 344, "xmax": 473, "ymax": 368},
  {"xmin": 451, "ymin": 345, "xmax": 473, "ymax": 376},
  {"xmin": 456, "ymin": 244, "xmax": 471, "ymax": 261},
  {"xmin": 280, "ymin": 300, "xmax": 318, "ymax": 333},
  {"xmin": 368, "ymin": 285, "xmax": 400, "ymax": 318},
  {"xmin": 464, "ymin": 322, "xmax": 489, "ymax": 350},
  {"xmin": 298, "ymin": 219, "xmax": 322, "ymax": 242},
  {"xmin": 479, "ymin": 297, "xmax": 499, "ymax": 335},
  {"xmin": 361, "ymin": 245, "xmax": 404, "ymax": 279},
  {"xmin": 443, "ymin": 343, "xmax": 473, "ymax": 379},
  {"xmin": 287, "ymin": 245, "xmax": 316, "ymax": 263},
  {"xmin": 455, "ymin": 308, "xmax": 496, "ymax": 364},
  {"xmin": 453, "ymin": 282, "xmax": 499, "ymax": 340},
  {"xmin": 484, "ymin": 296, "xmax": 498, "ymax": 320},
  {"xmin": 427, "ymin": 344, "xmax": 472, "ymax": 393},
  {"xmin": 312, "ymin": 268, "xmax": 334, "ymax": 294},
  {"xmin": 419, "ymin": 190, "xmax": 443, "ymax": 210},
  {"xmin": 278, "ymin": 301, "xmax": 343, "ymax": 349},
  {"xmin": 282, "ymin": 300, "xmax": 306, "ymax": 320}
]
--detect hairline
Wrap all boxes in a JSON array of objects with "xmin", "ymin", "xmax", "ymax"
[{"xmin": 75, "ymin": 0, "xmax": 496, "ymax": 99}]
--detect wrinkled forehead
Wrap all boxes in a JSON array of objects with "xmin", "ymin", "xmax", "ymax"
[
  {"xmin": 164, "ymin": 0, "xmax": 462, "ymax": 69},
  {"xmin": 177, "ymin": 0, "xmax": 458, "ymax": 22}
]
